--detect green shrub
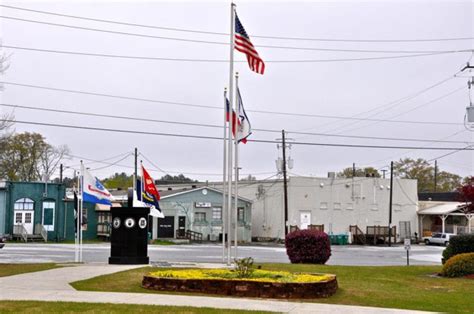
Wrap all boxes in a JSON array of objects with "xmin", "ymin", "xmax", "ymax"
[
  {"xmin": 442, "ymin": 234, "xmax": 474, "ymax": 264},
  {"xmin": 441, "ymin": 253, "xmax": 474, "ymax": 277}
]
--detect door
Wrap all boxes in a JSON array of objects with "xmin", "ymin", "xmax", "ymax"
[
  {"xmin": 157, "ymin": 216, "xmax": 175, "ymax": 238},
  {"xmin": 178, "ymin": 216, "xmax": 186, "ymax": 237},
  {"xmin": 300, "ymin": 211, "xmax": 311, "ymax": 230},
  {"xmin": 14, "ymin": 210, "xmax": 34, "ymax": 234}
]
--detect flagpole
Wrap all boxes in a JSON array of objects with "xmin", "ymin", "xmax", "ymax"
[
  {"xmin": 75, "ymin": 173, "xmax": 79, "ymax": 263},
  {"xmin": 140, "ymin": 160, "xmax": 143, "ymax": 202},
  {"xmin": 227, "ymin": 2, "xmax": 236, "ymax": 266},
  {"xmin": 79, "ymin": 160, "xmax": 84, "ymax": 263},
  {"xmin": 234, "ymin": 72, "xmax": 240, "ymax": 260},
  {"xmin": 222, "ymin": 88, "xmax": 228, "ymax": 263}
]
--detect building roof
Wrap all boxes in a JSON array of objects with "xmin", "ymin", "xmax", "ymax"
[
  {"xmin": 105, "ymin": 186, "xmax": 252, "ymax": 203},
  {"xmin": 418, "ymin": 192, "xmax": 459, "ymax": 202},
  {"xmin": 160, "ymin": 186, "xmax": 252, "ymax": 203},
  {"xmin": 418, "ymin": 202, "xmax": 465, "ymax": 215}
]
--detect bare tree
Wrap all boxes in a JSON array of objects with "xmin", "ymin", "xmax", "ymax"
[
  {"xmin": 38, "ymin": 144, "xmax": 70, "ymax": 181},
  {"xmin": 0, "ymin": 50, "xmax": 14, "ymax": 153}
]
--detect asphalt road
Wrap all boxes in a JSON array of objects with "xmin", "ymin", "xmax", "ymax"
[{"xmin": 0, "ymin": 243, "xmax": 444, "ymax": 266}]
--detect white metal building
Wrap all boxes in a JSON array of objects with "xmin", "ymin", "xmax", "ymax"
[
  {"xmin": 233, "ymin": 176, "xmax": 418, "ymax": 241},
  {"xmin": 159, "ymin": 175, "xmax": 418, "ymax": 242}
]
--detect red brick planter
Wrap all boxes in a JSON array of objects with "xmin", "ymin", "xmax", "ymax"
[{"xmin": 142, "ymin": 274, "xmax": 337, "ymax": 299}]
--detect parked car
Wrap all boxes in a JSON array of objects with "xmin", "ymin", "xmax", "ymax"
[
  {"xmin": 423, "ymin": 233, "xmax": 454, "ymax": 246},
  {"xmin": 0, "ymin": 235, "xmax": 5, "ymax": 249}
]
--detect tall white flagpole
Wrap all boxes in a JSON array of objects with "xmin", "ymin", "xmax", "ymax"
[
  {"xmin": 227, "ymin": 2, "xmax": 236, "ymax": 266},
  {"xmin": 234, "ymin": 72, "xmax": 240, "ymax": 260},
  {"xmin": 79, "ymin": 160, "xmax": 84, "ymax": 263},
  {"xmin": 222, "ymin": 88, "xmax": 228, "ymax": 263},
  {"xmin": 75, "ymin": 172, "xmax": 79, "ymax": 263}
]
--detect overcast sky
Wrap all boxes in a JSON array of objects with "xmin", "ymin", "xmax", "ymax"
[{"xmin": 1, "ymin": 0, "xmax": 473, "ymax": 181}]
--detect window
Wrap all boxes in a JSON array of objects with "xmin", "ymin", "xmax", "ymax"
[
  {"xmin": 320, "ymin": 202, "xmax": 328, "ymax": 210},
  {"xmin": 14, "ymin": 198, "xmax": 34, "ymax": 210},
  {"xmin": 25, "ymin": 212, "xmax": 32, "ymax": 224},
  {"xmin": 15, "ymin": 213, "xmax": 22, "ymax": 224},
  {"xmin": 238, "ymin": 208, "xmax": 244, "ymax": 222},
  {"xmin": 97, "ymin": 212, "xmax": 112, "ymax": 235},
  {"xmin": 195, "ymin": 212, "xmax": 206, "ymax": 223},
  {"xmin": 212, "ymin": 207, "xmax": 222, "ymax": 220},
  {"xmin": 346, "ymin": 203, "xmax": 354, "ymax": 210},
  {"xmin": 334, "ymin": 202, "xmax": 341, "ymax": 210}
]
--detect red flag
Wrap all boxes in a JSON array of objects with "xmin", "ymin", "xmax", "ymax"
[
  {"xmin": 226, "ymin": 97, "xmax": 238, "ymax": 137},
  {"xmin": 142, "ymin": 165, "xmax": 160, "ymax": 201}
]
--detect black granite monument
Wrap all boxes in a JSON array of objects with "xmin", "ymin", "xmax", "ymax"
[{"xmin": 109, "ymin": 189, "xmax": 150, "ymax": 264}]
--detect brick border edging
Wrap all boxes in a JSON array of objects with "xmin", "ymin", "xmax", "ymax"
[{"xmin": 142, "ymin": 274, "xmax": 338, "ymax": 299}]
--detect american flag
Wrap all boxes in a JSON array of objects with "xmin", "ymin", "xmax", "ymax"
[{"xmin": 234, "ymin": 13, "xmax": 265, "ymax": 75}]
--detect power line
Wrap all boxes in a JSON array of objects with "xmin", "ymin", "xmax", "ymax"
[
  {"xmin": 0, "ymin": 81, "xmax": 217, "ymax": 110},
  {"xmin": 2, "ymin": 102, "xmax": 472, "ymax": 144},
  {"xmin": 426, "ymin": 144, "xmax": 474, "ymax": 162},
  {"xmin": 331, "ymin": 85, "xmax": 466, "ymax": 135},
  {"xmin": 66, "ymin": 151, "xmax": 132, "ymax": 167},
  {"xmin": 89, "ymin": 153, "xmax": 133, "ymax": 171},
  {"xmin": 0, "ymin": 81, "xmax": 465, "ymax": 125},
  {"xmin": 356, "ymin": 129, "xmax": 470, "ymax": 170},
  {"xmin": 1, "ymin": 15, "xmax": 472, "ymax": 54},
  {"xmin": 293, "ymin": 71, "xmax": 462, "ymax": 137},
  {"xmin": 66, "ymin": 151, "xmax": 273, "ymax": 177},
  {"xmin": 2, "ymin": 44, "xmax": 465, "ymax": 63},
  {"xmin": 2, "ymin": 4, "xmax": 473, "ymax": 43},
  {"xmin": 4, "ymin": 118, "xmax": 474, "ymax": 151}
]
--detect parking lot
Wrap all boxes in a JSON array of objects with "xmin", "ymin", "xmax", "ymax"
[{"xmin": 0, "ymin": 243, "xmax": 444, "ymax": 266}]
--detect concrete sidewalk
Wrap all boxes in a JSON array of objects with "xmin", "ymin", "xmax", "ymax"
[{"xmin": 0, "ymin": 264, "xmax": 435, "ymax": 314}]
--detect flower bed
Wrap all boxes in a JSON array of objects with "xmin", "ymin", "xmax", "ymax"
[{"xmin": 142, "ymin": 269, "xmax": 338, "ymax": 299}]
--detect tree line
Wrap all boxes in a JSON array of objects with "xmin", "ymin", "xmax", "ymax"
[{"xmin": 337, "ymin": 158, "xmax": 471, "ymax": 193}]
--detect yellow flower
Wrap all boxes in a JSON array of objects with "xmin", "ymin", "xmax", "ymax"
[{"xmin": 149, "ymin": 269, "xmax": 332, "ymax": 283}]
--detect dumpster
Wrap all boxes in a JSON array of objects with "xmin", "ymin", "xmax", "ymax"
[{"xmin": 341, "ymin": 234, "xmax": 348, "ymax": 245}]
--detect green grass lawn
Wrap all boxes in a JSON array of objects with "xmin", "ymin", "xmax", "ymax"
[
  {"xmin": 0, "ymin": 263, "xmax": 60, "ymax": 277},
  {"xmin": 0, "ymin": 301, "xmax": 270, "ymax": 313},
  {"xmin": 150, "ymin": 239, "xmax": 176, "ymax": 245},
  {"xmin": 71, "ymin": 264, "xmax": 474, "ymax": 313}
]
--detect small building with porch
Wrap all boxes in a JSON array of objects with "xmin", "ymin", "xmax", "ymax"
[
  {"xmin": 418, "ymin": 192, "xmax": 473, "ymax": 236},
  {"xmin": 418, "ymin": 201, "xmax": 473, "ymax": 236},
  {"xmin": 153, "ymin": 186, "xmax": 252, "ymax": 243}
]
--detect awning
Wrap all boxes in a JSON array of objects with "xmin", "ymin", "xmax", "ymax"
[
  {"xmin": 95, "ymin": 203, "xmax": 122, "ymax": 211},
  {"xmin": 418, "ymin": 202, "xmax": 465, "ymax": 215}
]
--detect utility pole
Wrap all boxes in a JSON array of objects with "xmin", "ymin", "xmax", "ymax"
[
  {"xmin": 434, "ymin": 160, "xmax": 438, "ymax": 193},
  {"xmin": 352, "ymin": 163, "xmax": 356, "ymax": 177},
  {"xmin": 388, "ymin": 161, "xmax": 394, "ymax": 247},
  {"xmin": 381, "ymin": 169, "xmax": 387, "ymax": 179},
  {"xmin": 282, "ymin": 130, "xmax": 289, "ymax": 236},
  {"xmin": 59, "ymin": 164, "xmax": 63, "ymax": 184}
]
